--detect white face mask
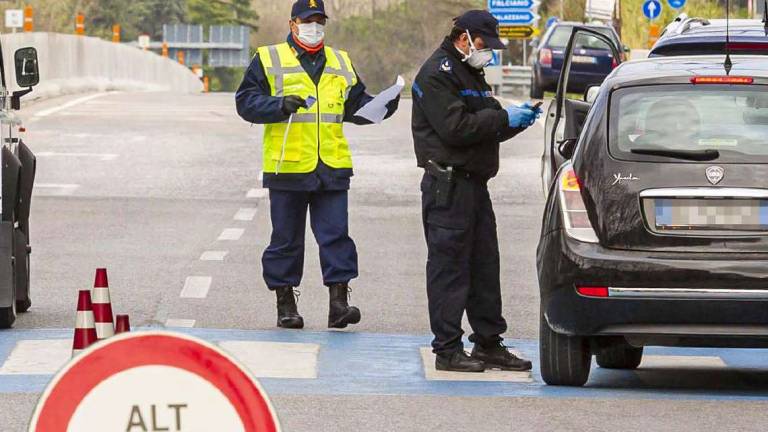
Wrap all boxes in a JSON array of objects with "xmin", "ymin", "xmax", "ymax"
[
  {"xmin": 296, "ymin": 22, "xmax": 325, "ymax": 47},
  {"xmin": 458, "ymin": 30, "xmax": 493, "ymax": 70}
]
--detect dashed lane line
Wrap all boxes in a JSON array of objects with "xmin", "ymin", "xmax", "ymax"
[
  {"xmin": 164, "ymin": 319, "xmax": 196, "ymax": 328},
  {"xmin": 247, "ymin": 188, "xmax": 267, "ymax": 199},
  {"xmin": 179, "ymin": 276, "xmax": 212, "ymax": 299},
  {"xmin": 218, "ymin": 228, "xmax": 245, "ymax": 241},
  {"xmin": 36, "ymin": 152, "xmax": 119, "ymax": 161},
  {"xmin": 33, "ymin": 184, "xmax": 80, "ymax": 196},
  {"xmin": 234, "ymin": 208, "xmax": 257, "ymax": 221},
  {"xmin": 199, "ymin": 250, "xmax": 228, "ymax": 261},
  {"xmin": 33, "ymin": 93, "xmax": 114, "ymax": 118}
]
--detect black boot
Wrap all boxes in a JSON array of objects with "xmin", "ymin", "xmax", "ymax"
[
  {"xmin": 435, "ymin": 350, "xmax": 486, "ymax": 373},
  {"xmin": 471, "ymin": 343, "xmax": 532, "ymax": 371},
  {"xmin": 275, "ymin": 287, "xmax": 304, "ymax": 329},
  {"xmin": 328, "ymin": 283, "xmax": 361, "ymax": 329}
]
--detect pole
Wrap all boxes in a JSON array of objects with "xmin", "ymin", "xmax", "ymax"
[{"xmin": 522, "ymin": 40, "xmax": 527, "ymax": 66}]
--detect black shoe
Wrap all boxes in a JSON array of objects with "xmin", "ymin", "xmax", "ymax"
[
  {"xmin": 471, "ymin": 343, "xmax": 532, "ymax": 371},
  {"xmin": 328, "ymin": 283, "xmax": 361, "ymax": 329},
  {"xmin": 275, "ymin": 286, "xmax": 304, "ymax": 329},
  {"xmin": 435, "ymin": 350, "xmax": 486, "ymax": 373}
]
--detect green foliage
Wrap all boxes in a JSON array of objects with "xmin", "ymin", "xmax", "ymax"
[
  {"xmin": 327, "ymin": 0, "xmax": 485, "ymax": 91},
  {"xmin": 188, "ymin": 0, "xmax": 258, "ymax": 30}
]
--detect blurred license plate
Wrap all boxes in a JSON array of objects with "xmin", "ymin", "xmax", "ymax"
[
  {"xmin": 654, "ymin": 198, "xmax": 768, "ymax": 231},
  {"xmin": 573, "ymin": 55, "xmax": 597, "ymax": 64}
]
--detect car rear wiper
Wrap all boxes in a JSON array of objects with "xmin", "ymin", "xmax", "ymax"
[{"xmin": 630, "ymin": 148, "xmax": 720, "ymax": 161}]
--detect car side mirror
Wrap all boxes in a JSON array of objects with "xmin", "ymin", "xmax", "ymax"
[
  {"xmin": 584, "ymin": 85, "xmax": 600, "ymax": 104},
  {"xmin": 623, "ymin": 45, "xmax": 631, "ymax": 53},
  {"xmin": 15, "ymin": 47, "xmax": 39, "ymax": 88}
]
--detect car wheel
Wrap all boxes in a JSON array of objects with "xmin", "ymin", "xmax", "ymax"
[
  {"xmin": 530, "ymin": 75, "xmax": 544, "ymax": 100},
  {"xmin": 596, "ymin": 343, "xmax": 643, "ymax": 370},
  {"xmin": 540, "ymin": 309, "xmax": 591, "ymax": 386}
]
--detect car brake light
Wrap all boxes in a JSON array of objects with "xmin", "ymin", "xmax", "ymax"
[
  {"xmin": 558, "ymin": 163, "xmax": 599, "ymax": 244},
  {"xmin": 691, "ymin": 76, "xmax": 754, "ymax": 85},
  {"xmin": 611, "ymin": 56, "xmax": 618, "ymax": 69},
  {"xmin": 539, "ymin": 48, "xmax": 552, "ymax": 67},
  {"xmin": 576, "ymin": 286, "xmax": 609, "ymax": 297}
]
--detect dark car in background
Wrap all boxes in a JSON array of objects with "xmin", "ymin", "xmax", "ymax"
[
  {"xmin": 651, "ymin": 15, "xmax": 768, "ymax": 57},
  {"xmin": 529, "ymin": 21, "xmax": 627, "ymax": 99},
  {"xmin": 539, "ymin": 26, "xmax": 768, "ymax": 387}
]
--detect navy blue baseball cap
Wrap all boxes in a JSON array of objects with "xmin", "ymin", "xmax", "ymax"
[
  {"xmin": 291, "ymin": 0, "xmax": 328, "ymax": 20},
  {"xmin": 454, "ymin": 10, "xmax": 506, "ymax": 49}
]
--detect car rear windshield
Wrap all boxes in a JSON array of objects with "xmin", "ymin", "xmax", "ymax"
[
  {"xmin": 610, "ymin": 84, "xmax": 768, "ymax": 163},
  {"xmin": 547, "ymin": 26, "xmax": 616, "ymax": 49}
]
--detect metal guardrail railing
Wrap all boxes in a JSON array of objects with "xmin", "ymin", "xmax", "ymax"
[{"xmin": 501, "ymin": 65, "xmax": 532, "ymax": 97}]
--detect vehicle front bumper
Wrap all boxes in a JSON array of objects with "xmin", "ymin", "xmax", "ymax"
[{"xmin": 538, "ymin": 229, "xmax": 768, "ymax": 342}]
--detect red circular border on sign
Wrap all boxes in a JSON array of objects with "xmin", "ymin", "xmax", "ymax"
[{"xmin": 32, "ymin": 333, "xmax": 279, "ymax": 432}]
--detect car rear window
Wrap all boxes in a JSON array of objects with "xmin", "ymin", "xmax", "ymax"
[
  {"xmin": 609, "ymin": 84, "xmax": 768, "ymax": 163},
  {"xmin": 547, "ymin": 26, "xmax": 616, "ymax": 49}
]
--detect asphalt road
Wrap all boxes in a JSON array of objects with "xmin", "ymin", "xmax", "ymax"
[{"xmin": 0, "ymin": 91, "xmax": 766, "ymax": 431}]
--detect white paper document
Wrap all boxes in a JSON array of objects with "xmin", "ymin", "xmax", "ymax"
[{"xmin": 354, "ymin": 75, "xmax": 405, "ymax": 124}]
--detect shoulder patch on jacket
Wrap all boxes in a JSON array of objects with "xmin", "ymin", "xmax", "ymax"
[{"xmin": 439, "ymin": 58, "xmax": 453, "ymax": 73}]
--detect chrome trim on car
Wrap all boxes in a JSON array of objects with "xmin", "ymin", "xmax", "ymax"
[
  {"xmin": 640, "ymin": 188, "xmax": 768, "ymax": 199},
  {"xmin": 608, "ymin": 287, "xmax": 768, "ymax": 300}
]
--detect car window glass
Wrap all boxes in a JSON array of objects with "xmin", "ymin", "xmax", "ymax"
[
  {"xmin": 548, "ymin": 26, "xmax": 615, "ymax": 49},
  {"xmin": 610, "ymin": 85, "xmax": 768, "ymax": 162}
]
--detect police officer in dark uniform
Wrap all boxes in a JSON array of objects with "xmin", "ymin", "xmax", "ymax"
[{"xmin": 411, "ymin": 10, "xmax": 541, "ymax": 372}]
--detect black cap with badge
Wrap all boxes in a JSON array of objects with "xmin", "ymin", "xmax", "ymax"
[
  {"xmin": 454, "ymin": 10, "xmax": 507, "ymax": 50},
  {"xmin": 291, "ymin": 0, "xmax": 329, "ymax": 20}
]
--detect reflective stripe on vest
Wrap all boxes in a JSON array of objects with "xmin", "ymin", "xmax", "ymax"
[{"xmin": 259, "ymin": 43, "xmax": 357, "ymax": 175}]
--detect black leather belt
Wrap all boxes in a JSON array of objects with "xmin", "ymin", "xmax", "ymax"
[{"xmin": 425, "ymin": 161, "xmax": 474, "ymax": 180}]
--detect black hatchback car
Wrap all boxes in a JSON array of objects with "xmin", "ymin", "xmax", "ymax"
[
  {"xmin": 651, "ymin": 16, "xmax": 768, "ymax": 57},
  {"xmin": 538, "ymin": 27, "xmax": 768, "ymax": 386}
]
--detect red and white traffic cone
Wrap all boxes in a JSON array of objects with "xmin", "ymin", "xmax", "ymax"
[
  {"xmin": 115, "ymin": 314, "xmax": 130, "ymax": 333},
  {"xmin": 72, "ymin": 290, "xmax": 98, "ymax": 357},
  {"xmin": 92, "ymin": 268, "xmax": 115, "ymax": 340}
]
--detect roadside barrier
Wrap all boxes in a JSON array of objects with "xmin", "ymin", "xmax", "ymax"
[
  {"xmin": 115, "ymin": 314, "xmax": 130, "ymax": 334},
  {"xmin": 501, "ymin": 66, "xmax": 533, "ymax": 97}
]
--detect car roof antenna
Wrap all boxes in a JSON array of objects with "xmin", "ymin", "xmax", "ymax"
[
  {"xmin": 724, "ymin": 0, "xmax": 733, "ymax": 75},
  {"xmin": 763, "ymin": 0, "xmax": 768, "ymax": 36}
]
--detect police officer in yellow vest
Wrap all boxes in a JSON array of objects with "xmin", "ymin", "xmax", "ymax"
[{"xmin": 236, "ymin": 0, "xmax": 399, "ymax": 330}]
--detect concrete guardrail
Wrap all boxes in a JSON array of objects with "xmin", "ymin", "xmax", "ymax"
[{"xmin": 0, "ymin": 32, "xmax": 203, "ymax": 100}]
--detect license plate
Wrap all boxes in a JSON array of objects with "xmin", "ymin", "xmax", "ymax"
[
  {"xmin": 654, "ymin": 198, "xmax": 768, "ymax": 231},
  {"xmin": 573, "ymin": 55, "xmax": 597, "ymax": 64}
]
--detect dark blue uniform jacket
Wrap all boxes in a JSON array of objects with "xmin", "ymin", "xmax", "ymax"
[{"xmin": 236, "ymin": 35, "xmax": 398, "ymax": 191}]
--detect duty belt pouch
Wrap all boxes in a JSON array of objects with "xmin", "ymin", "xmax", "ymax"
[{"xmin": 427, "ymin": 160, "xmax": 455, "ymax": 209}]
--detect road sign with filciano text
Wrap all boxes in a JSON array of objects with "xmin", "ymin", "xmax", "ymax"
[{"xmin": 489, "ymin": 0, "xmax": 541, "ymax": 37}]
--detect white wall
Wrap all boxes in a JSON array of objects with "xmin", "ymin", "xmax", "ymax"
[{"xmin": 0, "ymin": 32, "xmax": 203, "ymax": 100}]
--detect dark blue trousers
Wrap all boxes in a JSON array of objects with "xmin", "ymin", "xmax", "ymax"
[{"xmin": 262, "ymin": 189, "xmax": 359, "ymax": 289}]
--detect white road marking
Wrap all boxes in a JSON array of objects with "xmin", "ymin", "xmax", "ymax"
[
  {"xmin": 0, "ymin": 340, "xmax": 71, "ymax": 375},
  {"xmin": 200, "ymin": 250, "xmax": 228, "ymax": 261},
  {"xmin": 33, "ymin": 183, "xmax": 80, "ymax": 196},
  {"xmin": 165, "ymin": 318, "xmax": 196, "ymax": 328},
  {"xmin": 218, "ymin": 228, "xmax": 245, "ymax": 241},
  {"xmin": 33, "ymin": 93, "xmax": 113, "ymax": 118},
  {"xmin": 36, "ymin": 152, "xmax": 118, "ymax": 161},
  {"xmin": 234, "ymin": 208, "xmax": 257, "ymax": 221},
  {"xmin": 247, "ymin": 188, "xmax": 267, "ymax": 199},
  {"xmin": 180, "ymin": 276, "xmax": 212, "ymax": 298},
  {"xmin": 640, "ymin": 355, "xmax": 727, "ymax": 369},
  {"xmin": 218, "ymin": 341, "xmax": 320, "ymax": 379},
  {"xmin": 420, "ymin": 348, "xmax": 533, "ymax": 382}
]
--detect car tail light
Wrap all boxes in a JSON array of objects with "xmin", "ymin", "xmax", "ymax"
[
  {"xmin": 611, "ymin": 56, "xmax": 618, "ymax": 69},
  {"xmin": 691, "ymin": 76, "xmax": 753, "ymax": 85},
  {"xmin": 576, "ymin": 286, "xmax": 609, "ymax": 297},
  {"xmin": 558, "ymin": 163, "xmax": 599, "ymax": 243},
  {"xmin": 539, "ymin": 48, "xmax": 552, "ymax": 67}
]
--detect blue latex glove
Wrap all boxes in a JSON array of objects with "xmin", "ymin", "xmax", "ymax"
[
  {"xmin": 521, "ymin": 101, "xmax": 544, "ymax": 118},
  {"xmin": 506, "ymin": 105, "xmax": 536, "ymax": 128}
]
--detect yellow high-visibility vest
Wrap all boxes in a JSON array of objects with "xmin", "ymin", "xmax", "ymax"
[{"xmin": 258, "ymin": 43, "xmax": 357, "ymax": 174}]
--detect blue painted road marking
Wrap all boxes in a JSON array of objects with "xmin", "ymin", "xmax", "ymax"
[{"xmin": 0, "ymin": 328, "xmax": 767, "ymax": 400}]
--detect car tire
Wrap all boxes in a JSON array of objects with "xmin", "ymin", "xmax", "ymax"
[
  {"xmin": 596, "ymin": 343, "xmax": 643, "ymax": 370},
  {"xmin": 540, "ymin": 309, "xmax": 591, "ymax": 386},
  {"xmin": 530, "ymin": 75, "xmax": 544, "ymax": 100}
]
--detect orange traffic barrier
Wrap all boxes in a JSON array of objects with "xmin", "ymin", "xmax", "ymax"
[
  {"xmin": 92, "ymin": 268, "xmax": 115, "ymax": 340},
  {"xmin": 203, "ymin": 76, "xmax": 210, "ymax": 93},
  {"xmin": 75, "ymin": 13, "xmax": 85, "ymax": 36},
  {"xmin": 161, "ymin": 42, "xmax": 169, "ymax": 58},
  {"xmin": 177, "ymin": 50, "xmax": 185, "ymax": 65},
  {"xmin": 23, "ymin": 6, "xmax": 33, "ymax": 32},
  {"xmin": 72, "ymin": 290, "xmax": 98, "ymax": 357},
  {"xmin": 112, "ymin": 24, "xmax": 120, "ymax": 43}
]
